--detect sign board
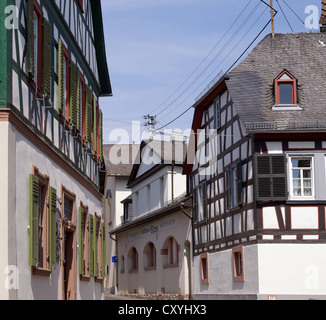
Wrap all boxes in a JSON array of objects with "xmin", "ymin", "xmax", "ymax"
[{"xmin": 112, "ymin": 256, "xmax": 118, "ymax": 263}]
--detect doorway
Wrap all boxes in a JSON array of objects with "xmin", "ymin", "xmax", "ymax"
[
  {"xmin": 60, "ymin": 187, "xmax": 77, "ymax": 300},
  {"xmin": 63, "ymin": 228, "xmax": 76, "ymax": 300}
]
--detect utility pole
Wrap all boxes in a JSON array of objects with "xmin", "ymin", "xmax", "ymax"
[
  {"xmin": 270, "ymin": 0, "xmax": 275, "ymax": 38},
  {"xmin": 143, "ymin": 115, "xmax": 157, "ymax": 130}
]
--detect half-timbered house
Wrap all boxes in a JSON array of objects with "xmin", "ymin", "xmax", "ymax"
[
  {"xmin": 184, "ymin": 26, "xmax": 326, "ymax": 299},
  {"xmin": 0, "ymin": 0, "xmax": 111, "ymax": 300}
]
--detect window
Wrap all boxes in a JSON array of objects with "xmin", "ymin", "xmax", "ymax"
[
  {"xmin": 162, "ymin": 237, "xmax": 179, "ymax": 268},
  {"xmin": 214, "ymin": 97, "xmax": 221, "ymax": 129},
  {"xmin": 255, "ymin": 154, "xmax": 287, "ymax": 201},
  {"xmin": 195, "ymin": 183, "xmax": 207, "ymax": 221},
  {"xmin": 78, "ymin": 204, "xmax": 89, "ymax": 278},
  {"xmin": 226, "ymin": 162, "xmax": 242, "ymax": 210},
  {"xmin": 232, "ymin": 247, "xmax": 244, "ymax": 282},
  {"xmin": 128, "ymin": 247, "xmax": 138, "ymax": 272},
  {"xmin": 289, "ymin": 157, "xmax": 314, "ymax": 199},
  {"xmin": 120, "ymin": 256, "xmax": 125, "ymax": 274},
  {"xmin": 274, "ymin": 70, "xmax": 297, "ymax": 105},
  {"xmin": 144, "ymin": 242, "xmax": 157, "ymax": 270},
  {"xmin": 27, "ymin": 0, "xmax": 43, "ymax": 89},
  {"xmin": 123, "ymin": 200, "xmax": 133, "ymax": 224},
  {"xmin": 29, "ymin": 167, "xmax": 57, "ymax": 275},
  {"xmin": 200, "ymin": 253, "xmax": 209, "ymax": 285},
  {"xmin": 58, "ymin": 39, "xmax": 70, "ymax": 122}
]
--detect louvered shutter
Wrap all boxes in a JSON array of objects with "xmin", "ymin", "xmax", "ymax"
[
  {"xmin": 88, "ymin": 214, "xmax": 94, "ymax": 276},
  {"xmin": 94, "ymin": 219, "xmax": 99, "ymax": 277},
  {"xmin": 93, "ymin": 97, "xmax": 97, "ymax": 153},
  {"xmin": 49, "ymin": 187, "xmax": 57, "ymax": 270},
  {"xmin": 255, "ymin": 154, "xmax": 287, "ymax": 201},
  {"xmin": 78, "ymin": 208, "xmax": 85, "ymax": 275},
  {"xmin": 29, "ymin": 174, "xmax": 39, "ymax": 267},
  {"xmin": 70, "ymin": 61, "xmax": 80, "ymax": 128},
  {"xmin": 27, "ymin": 0, "xmax": 35, "ymax": 76},
  {"xmin": 43, "ymin": 19, "xmax": 52, "ymax": 97},
  {"xmin": 99, "ymin": 110, "xmax": 103, "ymax": 161},
  {"xmin": 57, "ymin": 39, "xmax": 64, "ymax": 113},
  {"xmin": 101, "ymin": 223, "xmax": 106, "ymax": 278},
  {"xmin": 85, "ymin": 86, "xmax": 93, "ymax": 145}
]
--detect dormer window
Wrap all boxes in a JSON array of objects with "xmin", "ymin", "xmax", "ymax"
[
  {"xmin": 273, "ymin": 70, "xmax": 301, "ymax": 110},
  {"xmin": 275, "ymin": 70, "xmax": 297, "ymax": 105}
]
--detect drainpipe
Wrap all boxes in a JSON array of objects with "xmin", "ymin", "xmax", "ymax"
[{"xmin": 171, "ymin": 161, "xmax": 175, "ymax": 202}]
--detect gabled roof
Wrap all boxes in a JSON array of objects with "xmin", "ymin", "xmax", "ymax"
[
  {"xmin": 226, "ymin": 32, "xmax": 326, "ymax": 131},
  {"xmin": 128, "ymin": 140, "xmax": 187, "ymax": 188},
  {"xmin": 183, "ymin": 32, "xmax": 326, "ymax": 175},
  {"xmin": 103, "ymin": 144, "xmax": 139, "ymax": 176},
  {"xmin": 91, "ymin": 0, "xmax": 112, "ymax": 96}
]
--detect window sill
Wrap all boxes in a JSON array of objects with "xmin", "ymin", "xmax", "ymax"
[
  {"xmin": 163, "ymin": 263, "xmax": 179, "ymax": 269},
  {"xmin": 129, "ymin": 269, "xmax": 138, "ymax": 274},
  {"xmin": 32, "ymin": 267, "xmax": 52, "ymax": 277},
  {"xmin": 272, "ymin": 105, "xmax": 302, "ymax": 111},
  {"xmin": 144, "ymin": 266, "xmax": 156, "ymax": 271},
  {"xmin": 95, "ymin": 277, "xmax": 103, "ymax": 284},
  {"xmin": 80, "ymin": 274, "xmax": 91, "ymax": 282}
]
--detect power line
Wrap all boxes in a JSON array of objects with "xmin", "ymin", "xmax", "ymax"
[
  {"xmin": 148, "ymin": 0, "xmax": 255, "ymax": 117},
  {"xmin": 276, "ymin": 0, "xmax": 294, "ymax": 33},
  {"xmin": 156, "ymin": 7, "xmax": 277, "ymax": 131},
  {"xmin": 158, "ymin": 3, "xmax": 270, "ymax": 126},
  {"xmin": 156, "ymin": 1, "xmax": 263, "ymax": 121}
]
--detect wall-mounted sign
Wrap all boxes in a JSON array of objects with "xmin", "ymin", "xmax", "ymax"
[{"xmin": 112, "ymin": 256, "xmax": 118, "ymax": 263}]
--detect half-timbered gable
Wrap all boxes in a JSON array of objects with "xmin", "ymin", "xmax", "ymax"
[
  {"xmin": 185, "ymin": 31, "xmax": 326, "ymax": 300},
  {"xmin": 7, "ymin": 0, "xmax": 111, "ymax": 190}
]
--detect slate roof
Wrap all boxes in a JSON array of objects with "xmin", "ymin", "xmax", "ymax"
[
  {"xmin": 225, "ymin": 32, "xmax": 326, "ymax": 132},
  {"xmin": 103, "ymin": 144, "xmax": 139, "ymax": 176}
]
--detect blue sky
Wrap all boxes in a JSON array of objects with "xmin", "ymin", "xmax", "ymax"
[{"xmin": 100, "ymin": 0, "xmax": 321, "ymax": 144}]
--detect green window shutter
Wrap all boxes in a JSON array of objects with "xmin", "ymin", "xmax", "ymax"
[
  {"xmin": 49, "ymin": 187, "xmax": 57, "ymax": 270},
  {"xmin": 93, "ymin": 97, "xmax": 97, "ymax": 153},
  {"xmin": 57, "ymin": 39, "xmax": 64, "ymax": 113},
  {"xmin": 255, "ymin": 154, "xmax": 287, "ymax": 201},
  {"xmin": 85, "ymin": 86, "xmax": 93, "ymax": 145},
  {"xmin": 94, "ymin": 219, "xmax": 99, "ymax": 277},
  {"xmin": 70, "ymin": 61, "xmax": 80, "ymax": 128},
  {"xmin": 101, "ymin": 223, "xmax": 106, "ymax": 278},
  {"xmin": 88, "ymin": 214, "xmax": 94, "ymax": 276},
  {"xmin": 99, "ymin": 110, "xmax": 103, "ymax": 161},
  {"xmin": 43, "ymin": 19, "xmax": 52, "ymax": 98},
  {"xmin": 78, "ymin": 208, "xmax": 85, "ymax": 275},
  {"xmin": 29, "ymin": 174, "xmax": 39, "ymax": 267},
  {"xmin": 27, "ymin": 0, "xmax": 35, "ymax": 76}
]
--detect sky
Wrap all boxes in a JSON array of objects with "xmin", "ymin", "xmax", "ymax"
[{"xmin": 99, "ymin": 0, "xmax": 322, "ymax": 145}]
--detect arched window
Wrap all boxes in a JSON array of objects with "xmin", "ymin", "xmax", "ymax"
[
  {"xmin": 120, "ymin": 255, "xmax": 125, "ymax": 274},
  {"xmin": 162, "ymin": 237, "xmax": 179, "ymax": 267},
  {"xmin": 274, "ymin": 70, "xmax": 297, "ymax": 105},
  {"xmin": 128, "ymin": 247, "xmax": 138, "ymax": 272},
  {"xmin": 144, "ymin": 242, "xmax": 156, "ymax": 270}
]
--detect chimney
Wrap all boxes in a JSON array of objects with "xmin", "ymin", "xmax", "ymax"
[{"xmin": 321, "ymin": 1, "xmax": 326, "ymax": 32}]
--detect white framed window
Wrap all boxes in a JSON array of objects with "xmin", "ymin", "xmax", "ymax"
[
  {"xmin": 195, "ymin": 183, "xmax": 207, "ymax": 221},
  {"xmin": 288, "ymin": 156, "xmax": 314, "ymax": 200}
]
